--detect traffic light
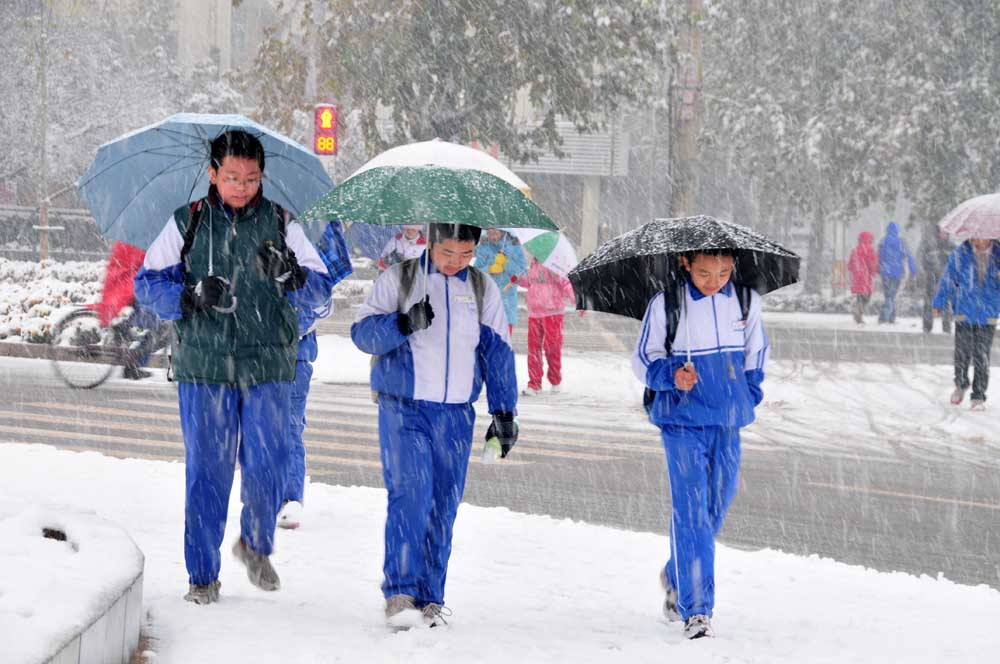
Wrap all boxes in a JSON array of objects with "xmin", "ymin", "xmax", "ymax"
[{"xmin": 314, "ymin": 104, "xmax": 337, "ymax": 155}]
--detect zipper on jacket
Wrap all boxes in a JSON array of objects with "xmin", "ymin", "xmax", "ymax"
[{"xmin": 443, "ymin": 276, "xmax": 451, "ymax": 402}]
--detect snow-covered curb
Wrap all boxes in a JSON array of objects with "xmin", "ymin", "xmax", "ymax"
[{"xmin": 0, "ymin": 509, "xmax": 144, "ymax": 664}]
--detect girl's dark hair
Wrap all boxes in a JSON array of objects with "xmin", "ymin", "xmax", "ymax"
[
  {"xmin": 429, "ymin": 223, "xmax": 482, "ymax": 245},
  {"xmin": 210, "ymin": 130, "xmax": 265, "ymax": 171}
]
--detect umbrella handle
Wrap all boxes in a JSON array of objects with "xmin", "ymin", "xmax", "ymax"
[{"xmin": 213, "ymin": 297, "xmax": 238, "ymax": 314}]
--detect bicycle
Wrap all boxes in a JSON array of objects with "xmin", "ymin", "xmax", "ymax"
[{"xmin": 49, "ymin": 305, "xmax": 171, "ymax": 389}]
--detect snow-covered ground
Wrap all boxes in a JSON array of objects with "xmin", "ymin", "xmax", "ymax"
[
  {"xmin": 2, "ymin": 333, "xmax": 999, "ymax": 663},
  {"xmin": 1, "ymin": 442, "xmax": 998, "ymax": 664}
]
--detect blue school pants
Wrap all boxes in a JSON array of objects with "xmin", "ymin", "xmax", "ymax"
[
  {"xmin": 179, "ymin": 381, "xmax": 291, "ymax": 585},
  {"xmin": 660, "ymin": 425, "xmax": 741, "ymax": 620},
  {"xmin": 378, "ymin": 394, "xmax": 475, "ymax": 606}
]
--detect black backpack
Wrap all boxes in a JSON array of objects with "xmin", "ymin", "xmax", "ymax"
[{"xmin": 641, "ymin": 281, "xmax": 753, "ymax": 415}]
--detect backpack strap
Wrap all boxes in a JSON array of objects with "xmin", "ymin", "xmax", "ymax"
[
  {"xmin": 396, "ymin": 258, "xmax": 421, "ymax": 312},
  {"xmin": 179, "ymin": 199, "xmax": 204, "ymax": 269},
  {"xmin": 467, "ymin": 267, "xmax": 486, "ymax": 320},
  {"xmin": 735, "ymin": 283, "xmax": 752, "ymax": 321},
  {"xmin": 663, "ymin": 279, "xmax": 686, "ymax": 356}
]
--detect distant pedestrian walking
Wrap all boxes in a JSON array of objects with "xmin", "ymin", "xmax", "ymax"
[
  {"xmin": 933, "ymin": 238, "xmax": 1000, "ymax": 410},
  {"xmin": 847, "ymin": 231, "xmax": 878, "ymax": 324},
  {"xmin": 918, "ymin": 226, "xmax": 954, "ymax": 333},
  {"xmin": 877, "ymin": 221, "xmax": 918, "ymax": 323},
  {"xmin": 522, "ymin": 258, "xmax": 577, "ymax": 396}
]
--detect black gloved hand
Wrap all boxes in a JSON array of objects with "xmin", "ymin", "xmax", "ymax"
[
  {"xmin": 397, "ymin": 296, "xmax": 435, "ymax": 335},
  {"xmin": 486, "ymin": 411, "xmax": 518, "ymax": 458},
  {"xmin": 256, "ymin": 241, "xmax": 308, "ymax": 290},
  {"xmin": 180, "ymin": 275, "xmax": 227, "ymax": 314}
]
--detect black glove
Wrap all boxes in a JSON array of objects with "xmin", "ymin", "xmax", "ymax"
[
  {"xmin": 486, "ymin": 411, "xmax": 518, "ymax": 458},
  {"xmin": 180, "ymin": 275, "xmax": 227, "ymax": 314},
  {"xmin": 256, "ymin": 241, "xmax": 308, "ymax": 290},
  {"xmin": 397, "ymin": 296, "xmax": 435, "ymax": 335}
]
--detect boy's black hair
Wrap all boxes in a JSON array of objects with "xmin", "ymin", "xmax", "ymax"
[
  {"xmin": 210, "ymin": 130, "xmax": 265, "ymax": 171},
  {"xmin": 428, "ymin": 222, "xmax": 482, "ymax": 245},
  {"xmin": 681, "ymin": 247, "xmax": 737, "ymax": 263}
]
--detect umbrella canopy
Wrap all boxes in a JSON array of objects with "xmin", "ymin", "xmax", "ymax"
[
  {"xmin": 352, "ymin": 139, "xmax": 531, "ymax": 196},
  {"xmin": 938, "ymin": 193, "xmax": 1000, "ymax": 239},
  {"xmin": 78, "ymin": 113, "xmax": 334, "ymax": 250},
  {"xmin": 299, "ymin": 143, "xmax": 558, "ymax": 231},
  {"xmin": 505, "ymin": 228, "xmax": 578, "ymax": 277},
  {"xmin": 569, "ymin": 215, "xmax": 800, "ymax": 320}
]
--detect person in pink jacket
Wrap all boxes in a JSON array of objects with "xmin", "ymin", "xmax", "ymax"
[
  {"xmin": 522, "ymin": 258, "xmax": 578, "ymax": 395},
  {"xmin": 848, "ymin": 231, "xmax": 879, "ymax": 324}
]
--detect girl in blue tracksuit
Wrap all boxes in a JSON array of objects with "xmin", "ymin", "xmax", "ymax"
[
  {"xmin": 351, "ymin": 223, "xmax": 518, "ymax": 628},
  {"xmin": 279, "ymin": 221, "xmax": 354, "ymax": 529},
  {"xmin": 632, "ymin": 249, "xmax": 768, "ymax": 639},
  {"xmin": 932, "ymin": 238, "xmax": 1000, "ymax": 408}
]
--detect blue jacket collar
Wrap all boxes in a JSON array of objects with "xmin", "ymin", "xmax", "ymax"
[
  {"xmin": 687, "ymin": 279, "xmax": 733, "ymax": 301},
  {"xmin": 420, "ymin": 252, "xmax": 470, "ymax": 281}
]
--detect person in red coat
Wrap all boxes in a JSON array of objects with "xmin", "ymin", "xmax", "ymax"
[
  {"xmin": 521, "ymin": 258, "xmax": 579, "ymax": 395},
  {"xmin": 848, "ymin": 231, "xmax": 879, "ymax": 324},
  {"xmin": 94, "ymin": 241, "xmax": 159, "ymax": 379}
]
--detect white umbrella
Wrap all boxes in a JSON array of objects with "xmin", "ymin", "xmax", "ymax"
[{"xmin": 504, "ymin": 227, "xmax": 578, "ymax": 277}]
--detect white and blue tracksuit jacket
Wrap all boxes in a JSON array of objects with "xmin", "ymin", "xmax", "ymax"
[
  {"xmin": 351, "ymin": 256, "xmax": 518, "ymax": 411},
  {"xmin": 632, "ymin": 281, "xmax": 768, "ymax": 429}
]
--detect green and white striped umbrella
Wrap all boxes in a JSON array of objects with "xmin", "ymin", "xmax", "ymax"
[
  {"xmin": 300, "ymin": 164, "xmax": 558, "ymax": 231},
  {"xmin": 506, "ymin": 228, "xmax": 578, "ymax": 277}
]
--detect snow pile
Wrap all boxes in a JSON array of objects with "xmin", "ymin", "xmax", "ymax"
[
  {"xmin": 0, "ymin": 506, "xmax": 144, "ymax": 664},
  {"xmin": 2, "ymin": 442, "xmax": 997, "ymax": 664},
  {"xmin": 0, "ymin": 258, "xmax": 104, "ymax": 343}
]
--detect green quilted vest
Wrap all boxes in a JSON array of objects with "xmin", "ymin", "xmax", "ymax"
[{"xmin": 171, "ymin": 197, "xmax": 298, "ymax": 386}]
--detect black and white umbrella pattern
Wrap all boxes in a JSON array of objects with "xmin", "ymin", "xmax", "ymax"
[{"xmin": 569, "ymin": 215, "xmax": 800, "ymax": 320}]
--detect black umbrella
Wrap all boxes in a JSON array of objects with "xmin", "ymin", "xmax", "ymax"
[{"xmin": 569, "ymin": 215, "xmax": 800, "ymax": 320}]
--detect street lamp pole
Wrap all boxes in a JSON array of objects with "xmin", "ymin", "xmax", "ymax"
[{"xmin": 37, "ymin": 1, "xmax": 50, "ymax": 261}]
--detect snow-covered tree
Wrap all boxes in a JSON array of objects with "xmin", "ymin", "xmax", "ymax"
[{"xmin": 244, "ymin": 0, "xmax": 668, "ymax": 164}]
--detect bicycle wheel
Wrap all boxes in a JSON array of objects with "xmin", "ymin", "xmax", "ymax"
[{"xmin": 50, "ymin": 308, "xmax": 123, "ymax": 389}]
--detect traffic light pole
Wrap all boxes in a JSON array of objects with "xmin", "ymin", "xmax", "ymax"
[{"xmin": 37, "ymin": 3, "xmax": 50, "ymax": 261}]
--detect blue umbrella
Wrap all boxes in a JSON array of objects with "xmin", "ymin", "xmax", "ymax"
[{"xmin": 78, "ymin": 113, "xmax": 334, "ymax": 249}]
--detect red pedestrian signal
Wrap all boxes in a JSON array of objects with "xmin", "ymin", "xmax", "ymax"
[{"xmin": 314, "ymin": 105, "xmax": 337, "ymax": 155}]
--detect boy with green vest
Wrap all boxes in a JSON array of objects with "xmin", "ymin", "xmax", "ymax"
[{"xmin": 135, "ymin": 130, "xmax": 334, "ymax": 604}]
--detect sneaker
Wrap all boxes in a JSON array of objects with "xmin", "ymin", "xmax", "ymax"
[
  {"xmin": 658, "ymin": 570, "xmax": 681, "ymax": 622},
  {"xmin": 184, "ymin": 580, "xmax": 221, "ymax": 605},
  {"xmin": 550, "ymin": 384, "xmax": 562, "ymax": 394},
  {"xmin": 950, "ymin": 387, "xmax": 967, "ymax": 405},
  {"xmin": 231, "ymin": 538, "xmax": 280, "ymax": 591},
  {"xmin": 521, "ymin": 386, "xmax": 541, "ymax": 396},
  {"xmin": 421, "ymin": 603, "xmax": 451, "ymax": 628},
  {"xmin": 385, "ymin": 594, "xmax": 422, "ymax": 630},
  {"xmin": 970, "ymin": 399, "xmax": 986, "ymax": 411},
  {"xmin": 277, "ymin": 500, "xmax": 303, "ymax": 530},
  {"xmin": 683, "ymin": 614, "xmax": 713, "ymax": 639}
]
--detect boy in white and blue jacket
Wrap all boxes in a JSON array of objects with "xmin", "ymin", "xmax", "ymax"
[
  {"xmin": 632, "ymin": 249, "xmax": 768, "ymax": 639},
  {"xmin": 351, "ymin": 222, "xmax": 518, "ymax": 628}
]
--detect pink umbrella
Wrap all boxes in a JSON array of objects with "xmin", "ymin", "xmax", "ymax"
[{"xmin": 938, "ymin": 193, "xmax": 1000, "ymax": 239}]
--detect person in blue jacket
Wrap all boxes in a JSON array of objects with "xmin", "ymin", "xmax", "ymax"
[
  {"xmin": 632, "ymin": 249, "xmax": 768, "ymax": 640},
  {"xmin": 351, "ymin": 222, "xmax": 519, "ymax": 629},
  {"xmin": 277, "ymin": 221, "xmax": 353, "ymax": 530},
  {"xmin": 134, "ymin": 130, "xmax": 334, "ymax": 604},
  {"xmin": 475, "ymin": 227, "xmax": 528, "ymax": 336},
  {"xmin": 877, "ymin": 221, "xmax": 918, "ymax": 323},
  {"xmin": 932, "ymin": 237, "xmax": 1000, "ymax": 410}
]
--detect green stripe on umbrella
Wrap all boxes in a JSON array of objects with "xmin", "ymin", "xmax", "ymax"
[
  {"xmin": 522, "ymin": 231, "xmax": 561, "ymax": 262},
  {"xmin": 300, "ymin": 166, "xmax": 558, "ymax": 231}
]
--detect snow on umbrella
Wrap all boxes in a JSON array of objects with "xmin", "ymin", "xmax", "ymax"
[
  {"xmin": 351, "ymin": 139, "xmax": 532, "ymax": 196},
  {"xmin": 569, "ymin": 215, "xmax": 800, "ymax": 320},
  {"xmin": 504, "ymin": 228, "xmax": 578, "ymax": 277},
  {"xmin": 77, "ymin": 113, "xmax": 334, "ymax": 250},
  {"xmin": 298, "ymin": 142, "xmax": 558, "ymax": 232},
  {"xmin": 938, "ymin": 193, "xmax": 1000, "ymax": 239}
]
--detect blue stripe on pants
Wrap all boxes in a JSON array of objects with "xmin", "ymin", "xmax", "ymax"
[
  {"xmin": 660, "ymin": 425, "xmax": 741, "ymax": 619},
  {"xmin": 378, "ymin": 394, "xmax": 475, "ymax": 606},
  {"xmin": 179, "ymin": 381, "xmax": 291, "ymax": 585},
  {"xmin": 283, "ymin": 359, "xmax": 314, "ymax": 503}
]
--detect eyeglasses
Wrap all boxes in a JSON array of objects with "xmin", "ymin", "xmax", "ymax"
[{"xmin": 220, "ymin": 175, "xmax": 261, "ymax": 189}]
